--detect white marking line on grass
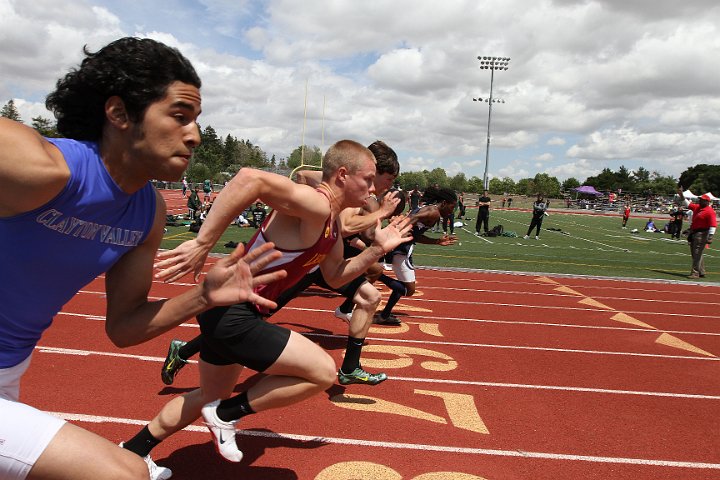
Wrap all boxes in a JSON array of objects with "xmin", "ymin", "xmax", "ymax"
[
  {"xmin": 461, "ymin": 227, "xmax": 493, "ymax": 243},
  {"xmin": 49, "ymin": 411, "xmax": 720, "ymax": 470},
  {"xmin": 35, "ymin": 344, "xmax": 719, "ymax": 398}
]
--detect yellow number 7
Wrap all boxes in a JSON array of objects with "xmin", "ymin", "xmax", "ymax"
[{"xmin": 331, "ymin": 389, "xmax": 488, "ymax": 434}]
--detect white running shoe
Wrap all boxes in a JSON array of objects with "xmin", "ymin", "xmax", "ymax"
[
  {"xmin": 202, "ymin": 399, "xmax": 243, "ymax": 462},
  {"xmin": 118, "ymin": 443, "xmax": 172, "ymax": 480},
  {"xmin": 535, "ymin": 236, "xmax": 539, "ymax": 240},
  {"xmin": 334, "ymin": 307, "xmax": 352, "ymax": 324},
  {"xmin": 523, "ymin": 235, "xmax": 529, "ymax": 239}
]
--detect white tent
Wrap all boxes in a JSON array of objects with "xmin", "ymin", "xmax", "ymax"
[
  {"xmin": 682, "ymin": 189, "xmax": 696, "ymax": 199},
  {"xmin": 702, "ymin": 192, "xmax": 719, "ymax": 201}
]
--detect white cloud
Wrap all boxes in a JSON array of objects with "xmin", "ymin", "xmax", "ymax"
[
  {"xmin": 2, "ymin": 0, "xmax": 719, "ymax": 183},
  {"xmin": 534, "ymin": 153, "xmax": 554, "ymax": 162}
]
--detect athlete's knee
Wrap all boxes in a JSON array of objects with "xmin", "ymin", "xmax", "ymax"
[
  {"xmin": 312, "ymin": 352, "xmax": 337, "ymax": 389},
  {"xmin": 404, "ymin": 283, "xmax": 416, "ymax": 296},
  {"xmin": 121, "ymin": 455, "xmax": 150, "ymax": 480},
  {"xmin": 354, "ymin": 283, "xmax": 380, "ymax": 309}
]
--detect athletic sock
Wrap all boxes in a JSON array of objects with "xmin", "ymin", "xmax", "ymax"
[
  {"xmin": 341, "ymin": 336, "xmax": 364, "ymax": 373},
  {"xmin": 178, "ymin": 336, "xmax": 202, "ymax": 360},
  {"xmin": 379, "ymin": 276, "xmax": 406, "ymax": 318},
  {"xmin": 216, "ymin": 391, "xmax": 255, "ymax": 423},
  {"xmin": 122, "ymin": 425, "xmax": 161, "ymax": 457},
  {"xmin": 338, "ymin": 295, "xmax": 354, "ymax": 315},
  {"xmin": 377, "ymin": 274, "xmax": 396, "ymax": 289}
]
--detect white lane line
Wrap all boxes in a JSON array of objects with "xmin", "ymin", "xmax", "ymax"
[
  {"xmin": 412, "ymin": 285, "xmax": 720, "ymax": 306},
  {"xmin": 49, "ymin": 411, "xmax": 720, "ymax": 469},
  {"xmin": 53, "ymin": 312, "xmax": 720, "ymax": 359},
  {"xmin": 71, "ymin": 290, "xmax": 720, "ymax": 319},
  {"xmin": 35, "ymin": 345, "xmax": 719, "ymax": 399},
  {"xmin": 309, "ymin": 333, "xmax": 720, "ymax": 362},
  {"xmin": 59, "ymin": 307, "xmax": 720, "ymax": 339},
  {"xmin": 396, "ymin": 377, "xmax": 720, "ymax": 400}
]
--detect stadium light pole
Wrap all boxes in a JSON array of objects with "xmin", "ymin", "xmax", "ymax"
[{"xmin": 474, "ymin": 56, "xmax": 510, "ymax": 190}]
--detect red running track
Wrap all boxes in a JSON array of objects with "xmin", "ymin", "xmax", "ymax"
[{"xmin": 21, "ymin": 259, "xmax": 720, "ymax": 479}]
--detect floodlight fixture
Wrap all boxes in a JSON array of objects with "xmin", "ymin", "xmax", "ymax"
[{"xmin": 475, "ymin": 55, "xmax": 511, "ymax": 190}]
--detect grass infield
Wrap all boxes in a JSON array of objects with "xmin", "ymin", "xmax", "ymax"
[{"xmin": 161, "ymin": 207, "xmax": 716, "ymax": 283}]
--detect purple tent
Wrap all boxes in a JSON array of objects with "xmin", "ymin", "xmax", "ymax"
[{"xmin": 572, "ymin": 185, "xmax": 603, "ymax": 196}]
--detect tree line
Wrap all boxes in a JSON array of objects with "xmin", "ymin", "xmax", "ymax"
[{"xmin": 3, "ymin": 99, "xmax": 717, "ymax": 197}]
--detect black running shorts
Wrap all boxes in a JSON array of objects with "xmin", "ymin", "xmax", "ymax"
[{"xmin": 198, "ymin": 302, "xmax": 291, "ymax": 372}]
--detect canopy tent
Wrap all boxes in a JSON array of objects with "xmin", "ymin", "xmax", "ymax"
[
  {"xmin": 682, "ymin": 190, "xmax": 718, "ymax": 201},
  {"xmin": 572, "ymin": 185, "xmax": 603, "ymax": 196}
]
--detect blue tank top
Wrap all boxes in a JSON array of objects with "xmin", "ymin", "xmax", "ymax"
[{"xmin": 0, "ymin": 138, "xmax": 156, "ymax": 367}]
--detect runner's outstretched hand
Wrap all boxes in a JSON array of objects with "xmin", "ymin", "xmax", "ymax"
[
  {"xmin": 155, "ymin": 238, "xmax": 213, "ymax": 283},
  {"xmin": 372, "ymin": 215, "xmax": 413, "ymax": 253},
  {"xmin": 202, "ymin": 242, "xmax": 286, "ymax": 310}
]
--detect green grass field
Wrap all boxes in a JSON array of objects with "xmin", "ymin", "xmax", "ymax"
[{"xmin": 161, "ymin": 208, "xmax": 716, "ymax": 282}]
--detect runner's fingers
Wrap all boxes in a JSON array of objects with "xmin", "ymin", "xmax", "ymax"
[
  {"xmin": 241, "ymin": 241, "xmax": 275, "ymax": 263},
  {"xmin": 249, "ymin": 293, "xmax": 278, "ymax": 311},
  {"xmin": 252, "ymin": 269, "xmax": 287, "ymax": 287}
]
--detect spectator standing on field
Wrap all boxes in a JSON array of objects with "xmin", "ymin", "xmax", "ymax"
[
  {"xmin": 187, "ymin": 185, "xmax": 201, "ymax": 220},
  {"xmin": 475, "ymin": 189, "xmax": 491, "ymax": 236},
  {"xmin": 203, "ymin": 178, "xmax": 212, "ymax": 202},
  {"xmin": 670, "ymin": 209, "xmax": 685, "ymax": 240},
  {"xmin": 524, "ymin": 193, "xmax": 549, "ymax": 240},
  {"xmin": 250, "ymin": 201, "xmax": 267, "ymax": 228},
  {"xmin": 409, "ymin": 184, "xmax": 422, "ymax": 211},
  {"xmin": 678, "ymin": 188, "xmax": 717, "ymax": 278},
  {"xmin": 622, "ymin": 204, "xmax": 631, "ymax": 228}
]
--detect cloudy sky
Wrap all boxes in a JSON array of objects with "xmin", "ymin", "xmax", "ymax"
[{"xmin": 2, "ymin": 0, "xmax": 719, "ymax": 183}]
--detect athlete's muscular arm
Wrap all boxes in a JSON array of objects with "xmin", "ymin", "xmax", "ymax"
[
  {"xmin": 155, "ymin": 168, "xmax": 327, "ymax": 282},
  {"xmin": 409, "ymin": 206, "xmax": 456, "ymax": 246},
  {"xmin": 105, "ymin": 191, "xmax": 286, "ymax": 347},
  {"xmin": 0, "ymin": 118, "xmax": 70, "ymax": 217},
  {"xmin": 338, "ymin": 192, "xmax": 400, "ymax": 237},
  {"xmin": 321, "ymin": 216, "xmax": 413, "ymax": 289},
  {"xmin": 295, "ymin": 168, "xmax": 400, "ymax": 237}
]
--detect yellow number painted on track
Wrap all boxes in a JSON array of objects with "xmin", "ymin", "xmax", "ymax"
[
  {"xmin": 315, "ymin": 462, "xmax": 487, "ymax": 479},
  {"xmin": 415, "ymin": 473, "xmax": 487, "ymax": 480},
  {"xmin": 330, "ymin": 389, "xmax": 488, "ymax": 434},
  {"xmin": 369, "ymin": 322, "xmax": 443, "ymax": 337},
  {"xmin": 330, "ymin": 393, "xmax": 446, "ymax": 424},
  {"xmin": 360, "ymin": 345, "xmax": 457, "ymax": 371},
  {"xmin": 415, "ymin": 390, "xmax": 489, "ymax": 434}
]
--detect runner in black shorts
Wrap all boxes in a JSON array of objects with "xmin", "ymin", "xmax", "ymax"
[
  {"xmin": 122, "ymin": 140, "xmax": 413, "ymax": 465},
  {"xmin": 161, "ymin": 141, "xmax": 404, "ymax": 387}
]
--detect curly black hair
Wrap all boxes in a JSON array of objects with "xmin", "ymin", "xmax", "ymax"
[{"xmin": 45, "ymin": 37, "xmax": 201, "ymax": 141}]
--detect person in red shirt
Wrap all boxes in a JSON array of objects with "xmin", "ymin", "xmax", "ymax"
[
  {"xmin": 680, "ymin": 188, "xmax": 717, "ymax": 278},
  {"xmin": 622, "ymin": 204, "xmax": 631, "ymax": 228}
]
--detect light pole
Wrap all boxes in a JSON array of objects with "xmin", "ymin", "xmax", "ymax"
[{"xmin": 474, "ymin": 56, "xmax": 510, "ymax": 190}]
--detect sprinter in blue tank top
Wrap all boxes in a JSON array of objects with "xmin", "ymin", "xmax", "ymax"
[{"xmin": 0, "ymin": 37, "xmax": 284, "ymax": 480}]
